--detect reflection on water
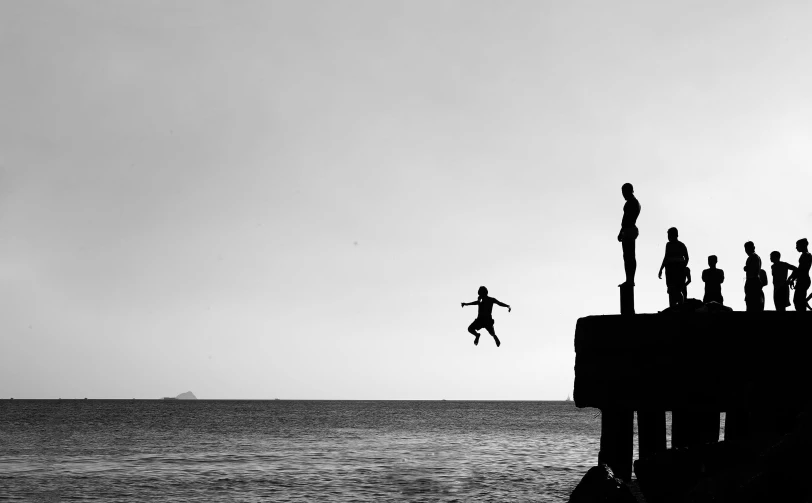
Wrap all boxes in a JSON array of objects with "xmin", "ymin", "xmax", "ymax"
[{"xmin": 0, "ymin": 401, "xmax": 723, "ymax": 502}]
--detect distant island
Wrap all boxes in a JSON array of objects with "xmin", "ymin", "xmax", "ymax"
[{"xmin": 162, "ymin": 391, "xmax": 197, "ymax": 400}]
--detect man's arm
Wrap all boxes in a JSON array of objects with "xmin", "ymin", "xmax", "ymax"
[
  {"xmin": 461, "ymin": 300, "xmax": 478, "ymax": 308},
  {"xmin": 658, "ymin": 250, "xmax": 667, "ymax": 278},
  {"xmin": 493, "ymin": 299, "xmax": 512, "ymax": 312}
]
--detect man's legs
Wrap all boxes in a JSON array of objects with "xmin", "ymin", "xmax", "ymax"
[
  {"xmin": 622, "ymin": 238, "xmax": 636, "ymax": 285},
  {"xmin": 745, "ymin": 286, "xmax": 764, "ymax": 312},
  {"xmin": 668, "ymin": 288, "xmax": 683, "ymax": 307},
  {"xmin": 794, "ymin": 288, "xmax": 808, "ymax": 311}
]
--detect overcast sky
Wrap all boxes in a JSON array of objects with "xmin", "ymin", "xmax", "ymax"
[{"xmin": 2, "ymin": 1, "xmax": 811, "ymax": 399}]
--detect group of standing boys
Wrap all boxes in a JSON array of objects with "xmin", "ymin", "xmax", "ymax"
[{"xmin": 619, "ymin": 183, "xmax": 812, "ymax": 312}]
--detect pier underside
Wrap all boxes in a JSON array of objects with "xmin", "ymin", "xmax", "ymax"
[{"xmin": 574, "ymin": 312, "xmax": 812, "ymax": 481}]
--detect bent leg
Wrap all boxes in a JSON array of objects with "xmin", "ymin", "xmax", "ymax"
[
  {"xmin": 483, "ymin": 324, "xmax": 500, "ymax": 347},
  {"xmin": 468, "ymin": 320, "xmax": 481, "ymax": 345}
]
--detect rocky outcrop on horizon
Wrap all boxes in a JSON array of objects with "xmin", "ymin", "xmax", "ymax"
[{"xmin": 176, "ymin": 391, "xmax": 197, "ymax": 400}]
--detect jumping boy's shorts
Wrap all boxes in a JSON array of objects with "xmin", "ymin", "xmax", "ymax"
[{"xmin": 470, "ymin": 318, "xmax": 494, "ymax": 330}]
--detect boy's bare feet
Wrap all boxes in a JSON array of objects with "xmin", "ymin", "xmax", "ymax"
[
  {"xmin": 494, "ymin": 336, "xmax": 501, "ymax": 347},
  {"xmin": 473, "ymin": 334, "xmax": 480, "ymax": 346}
]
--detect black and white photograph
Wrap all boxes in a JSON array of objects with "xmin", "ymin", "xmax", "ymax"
[{"xmin": 2, "ymin": 1, "xmax": 812, "ymax": 501}]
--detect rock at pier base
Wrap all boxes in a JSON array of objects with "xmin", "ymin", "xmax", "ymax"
[{"xmin": 568, "ymin": 464, "xmax": 637, "ymax": 503}]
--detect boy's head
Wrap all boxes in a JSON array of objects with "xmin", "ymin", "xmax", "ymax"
[
  {"xmin": 797, "ymin": 238, "xmax": 809, "ymax": 252},
  {"xmin": 667, "ymin": 227, "xmax": 678, "ymax": 241},
  {"xmin": 477, "ymin": 286, "xmax": 488, "ymax": 297},
  {"xmin": 770, "ymin": 251, "xmax": 780, "ymax": 263},
  {"xmin": 744, "ymin": 241, "xmax": 755, "ymax": 255},
  {"xmin": 708, "ymin": 255, "xmax": 717, "ymax": 267},
  {"xmin": 621, "ymin": 183, "xmax": 634, "ymax": 200}
]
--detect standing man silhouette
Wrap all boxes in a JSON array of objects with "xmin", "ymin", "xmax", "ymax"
[
  {"xmin": 461, "ymin": 286, "xmax": 510, "ymax": 347},
  {"xmin": 701, "ymin": 255, "xmax": 725, "ymax": 304},
  {"xmin": 788, "ymin": 238, "xmax": 811, "ymax": 311},
  {"xmin": 658, "ymin": 227, "xmax": 689, "ymax": 307},
  {"xmin": 769, "ymin": 251, "xmax": 796, "ymax": 312},
  {"xmin": 618, "ymin": 183, "xmax": 641, "ymax": 287},
  {"xmin": 743, "ymin": 241, "xmax": 764, "ymax": 312}
]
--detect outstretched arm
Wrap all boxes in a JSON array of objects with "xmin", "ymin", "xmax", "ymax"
[
  {"xmin": 461, "ymin": 300, "xmax": 478, "ymax": 308},
  {"xmin": 493, "ymin": 299, "xmax": 512, "ymax": 312}
]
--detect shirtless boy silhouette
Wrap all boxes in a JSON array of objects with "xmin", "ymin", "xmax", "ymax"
[
  {"xmin": 461, "ymin": 286, "xmax": 510, "ymax": 347},
  {"xmin": 769, "ymin": 251, "xmax": 796, "ymax": 312},
  {"xmin": 658, "ymin": 227, "xmax": 689, "ymax": 307},
  {"xmin": 701, "ymin": 255, "xmax": 724, "ymax": 304}
]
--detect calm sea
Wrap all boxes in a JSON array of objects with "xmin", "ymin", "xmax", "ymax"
[{"xmin": 0, "ymin": 400, "xmax": 712, "ymax": 502}]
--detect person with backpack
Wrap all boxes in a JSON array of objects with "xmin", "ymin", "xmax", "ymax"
[{"xmin": 743, "ymin": 241, "xmax": 765, "ymax": 312}]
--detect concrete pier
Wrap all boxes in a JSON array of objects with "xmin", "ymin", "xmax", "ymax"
[{"xmin": 574, "ymin": 312, "xmax": 812, "ymax": 480}]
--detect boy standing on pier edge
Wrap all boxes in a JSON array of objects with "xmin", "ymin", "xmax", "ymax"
[
  {"xmin": 701, "ymin": 255, "xmax": 725, "ymax": 304},
  {"xmin": 788, "ymin": 238, "xmax": 811, "ymax": 311},
  {"xmin": 743, "ymin": 241, "xmax": 765, "ymax": 312},
  {"xmin": 618, "ymin": 183, "xmax": 641, "ymax": 287},
  {"xmin": 769, "ymin": 251, "xmax": 796, "ymax": 312},
  {"xmin": 658, "ymin": 227, "xmax": 689, "ymax": 307}
]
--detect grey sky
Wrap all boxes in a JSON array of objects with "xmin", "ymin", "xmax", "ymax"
[{"xmin": 2, "ymin": 1, "xmax": 811, "ymax": 399}]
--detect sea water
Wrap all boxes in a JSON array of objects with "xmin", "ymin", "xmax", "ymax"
[{"xmin": 0, "ymin": 400, "xmax": 715, "ymax": 502}]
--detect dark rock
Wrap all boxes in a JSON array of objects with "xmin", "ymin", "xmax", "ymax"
[
  {"xmin": 694, "ymin": 301, "xmax": 732, "ymax": 313},
  {"xmin": 569, "ymin": 464, "xmax": 637, "ymax": 503},
  {"xmin": 660, "ymin": 298, "xmax": 707, "ymax": 314},
  {"xmin": 634, "ymin": 442, "xmax": 754, "ymax": 503}
]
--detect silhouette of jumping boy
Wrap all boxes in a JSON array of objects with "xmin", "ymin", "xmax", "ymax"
[
  {"xmin": 658, "ymin": 227, "xmax": 689, "ymax": 307},
  {"xmin": 701, "ymin": 255, "xmax": 725, "ymax": 304},
  {"xmin": 461, "ymin": 286, "xmax": 510, "ymax": 347},
  {"xmin": 769, "ymin": 251, "xmax": 796, "ymax": 312}
]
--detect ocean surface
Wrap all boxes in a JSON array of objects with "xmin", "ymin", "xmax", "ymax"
[{"xmin": 0, "ymin": 400, "xmax": 722, "ymax": 502}]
